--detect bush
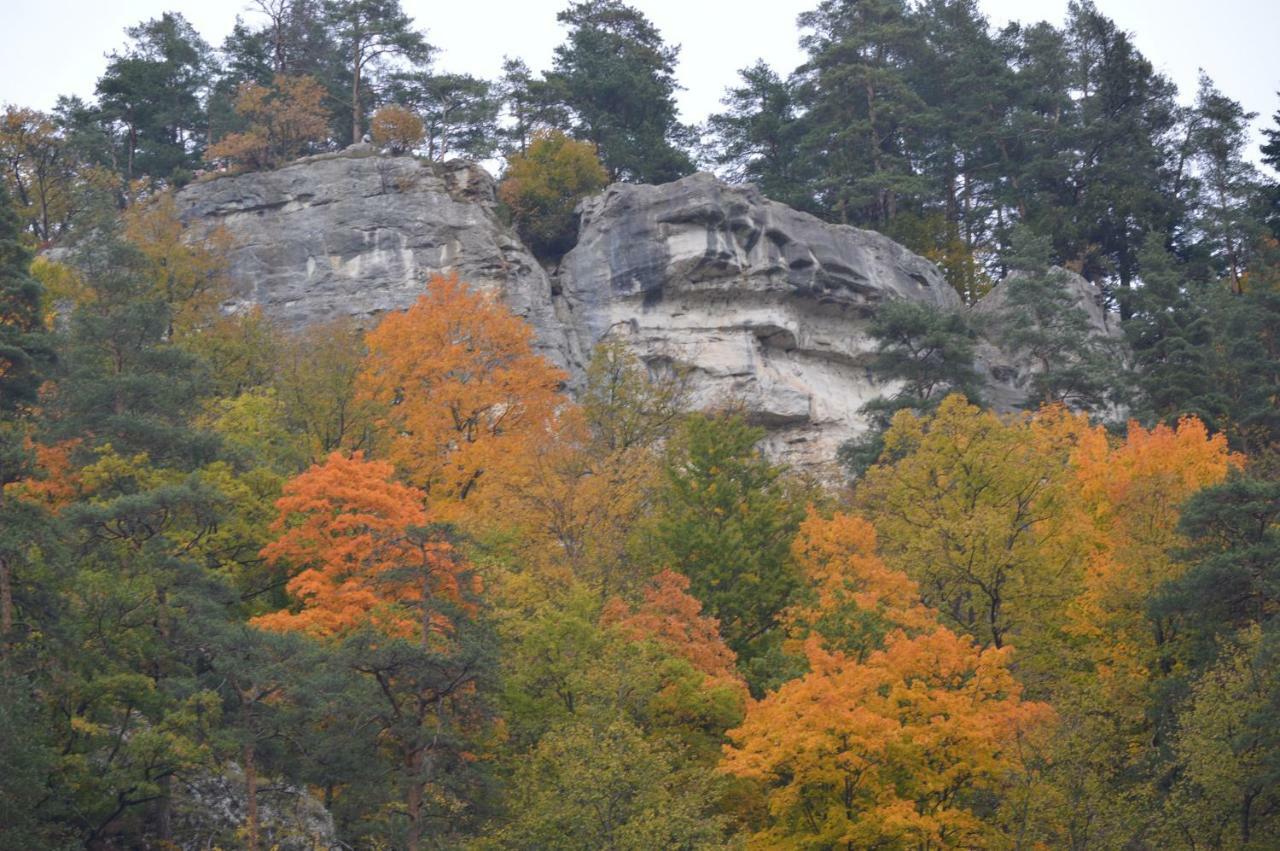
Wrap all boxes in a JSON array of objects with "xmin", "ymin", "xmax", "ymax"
[
  {"xmin": 498, "ymin": 130, "xmax": 609, "ymax": 259},
  {"xmin": 370, "ymin": 105, "xmax": 425, "ymax": 154}
]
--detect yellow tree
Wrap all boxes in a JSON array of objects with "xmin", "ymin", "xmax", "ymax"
[
  {"xmin": 857, "ymin": 395, "xmax": 1095, "ymax": 660},
  {"xmin": 358, "ymin": 273, "xmax": 565, "ymax": 521},
  {"xmin": 122, "ymin": 191, "xmax": 234, "ymax": 336}
]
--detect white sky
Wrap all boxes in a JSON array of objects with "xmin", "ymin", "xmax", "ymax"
[{"xmin": 3, "ymin": 0, "xmax": 1278, "ymax": 164}]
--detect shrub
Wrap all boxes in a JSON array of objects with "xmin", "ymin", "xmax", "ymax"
[
  {"xmin": 370, "ymin": 105, "xmax": 425, "ymax": 154},
  {"xmin": 498, "ymin": 130, "xmax": 608, "ymax": 258}
]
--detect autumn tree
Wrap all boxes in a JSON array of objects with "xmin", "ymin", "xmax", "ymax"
[
  {"xmin": 369, "ymin": 103, "xmax": 423, "ymax": 153},
  {"xmin": 0, "ymin": 106, "xmax": 78, "ymax": 244},
  {"xmin": 206, "ymin": 74, "xmax": 330, "ymax": 171},
  {"xmin": 723, "ymin": 517, "xmax": 1056, "ymax": 850},
  {"xmin": 857, "ymin": 395, "xmax": 1094, "ymax": 660},
  {"xmin": 358, "ymin": 274, "xmax": 565, "ymax": 519},
  {"xmin": 498, "ymin": 130, "xmax": 608, "ymax": 258}
]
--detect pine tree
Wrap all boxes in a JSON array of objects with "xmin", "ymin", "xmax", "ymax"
[{"xmin": 549, "ymin": 0, "xmax": 694, "ymax": 183}]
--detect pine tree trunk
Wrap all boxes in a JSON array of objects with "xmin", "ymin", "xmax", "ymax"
[
  {"xmin": 244, "ymin": 740, "xmax": 260, "ymax": 851},
  {"xmin": 0, "ymin": 554, "xmax": 12, "ymax": 640},
  {"xmin": 405, "ymin": 747, "xmax": 423, "ymax": 851},
  {"xmin": 352, "ymin": 58, "xmax": 363, "ymax": 145}
]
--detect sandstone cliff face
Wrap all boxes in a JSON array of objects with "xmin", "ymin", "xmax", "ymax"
[
  {"xmin": 175, "ymin": 145, "xmax": 576, "ymax": 370},
  {"xmin": 175, "ymin": 149, "xmax": 1115, "ymax": 473},
  {"xmin": 554, "ymin": 173, "xmax": 960, "ymax": 468}
]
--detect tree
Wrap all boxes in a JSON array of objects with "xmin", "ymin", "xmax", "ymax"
[
  {"xmin": 498, "ymin": 130, "xmax": 608, "ymax": 258},
  {"xmin": 96, "ymin": 12, "xmax": 213, "ymax": 182},
  {"xmin": 387, "ymin": 72, "xmax": 500, "ymax": 161},
  {"xmin": 989, "ymin": 227, "xmax": 1125, "ymax": 413},
  {"xmin": 205, "ymin": 74, "xmax": 330, "ymax": 171},
  {"xmin": 369, "ymin": 103, "xmax": 423, "ymax": 153},
  {"xmin": 0, "ymin": 107, "xmax": 79, "ymax": 244},
  {"xmin": 647, "ymin": 412, "xmax": 804, "ymax": 662},
  {"xmin": 322, "ymin": 0, "xmax": 430, "ymax": 144},
  {"xmin": 549, "ymin": 0, "xmax": 694, "ymax": 183},
  {"xmin": 704, "ymin": 61, "xmax": 814, "ymax": 212},
  {"xmin": 794, "ymin": 0, "xmax": 933, "ymax": 226},
  {"xmin": 857, "ymin": 396, "xmax": 1094, "ymax": 665},
  {"xmin": 601, "ymin": 569, "xmax": 743, "ymax": 688},
  {"xmin": 357, "ymin": 274, "xmax": 566, "ymax": 517},
  {"xmin": 495, "ymin": 56, "xmax": 570, "ymax": 156},
  {"xmin": 722, "ymin": 630, "xmax": 1054, "ymax": 849},
  {"xmin": 1186, "ymin": 74, "xmax": 1261, "ymax": 291},
  {"xmin": 838, "ymin": 298, "xmax": 982, "ymax": 477},
  {"xmin": 252, "ymin": 451, "xmax": 465, "ymax": 639},
  {"xmin": 0, "ymin": 185, "xmax": 52, "ymax": 419}
]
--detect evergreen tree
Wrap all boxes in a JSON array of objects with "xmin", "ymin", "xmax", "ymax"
[
  {"xmin": 704, "ymin": 61, "xmax": 815, "ymax": 212},
  {"xmin": 648, "ymin": 412, "xmax": 804, "ymax": 664},
  {"xmin": 794, "ymin": 0, "xmax": 933, "ymax": 225},
  {"xmin": 549, "ymin": 0, "xmax": 694, "ymax": 183},
  {"xmin": 386, "ymin": 71, "xmax": 500, "ymax": 161},
  {"xmin": 95, "ymin": 13, "xmax": 214, "ymax": 183},
  {"xmin": 322, "ymin": 0, "xmax": 431, "ymax": 144}
]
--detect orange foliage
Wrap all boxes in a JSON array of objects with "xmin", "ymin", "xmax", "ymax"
[
  {"xmin": 357, "ymin": 274, "xmax": 566, "ymax": 520},
  {"xmin": 786, "ymin": 510, "xmax": 934, "ymax": 649},
  {"xmin": 1069, "ymin": 417, "xmax": 1240, "ymax": 681},
  {"xmin": 206, "ymin": 75, "xmax": 329, "ymax": 171},
  {"xmin": 602, "ymin": 569, "xmax": 742, "ymax": 688},
  {"xmin": 722, "ymin": 631, "xmax": 1055, "ymax": 849},
  {"xmin": 3, "ymin": 438, "xmax": 80, "ymax": 512},
  {"xmin": 251, "ymin": 452, "xmax": 467, "ymax": 640},
  {"xmin": 722, "ymin": 506, "xmax": 1056, "ymax": 848}
]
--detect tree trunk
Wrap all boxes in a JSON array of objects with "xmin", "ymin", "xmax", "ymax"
[
  {"xmin": 405, "ymin": 747, "xmax": 423, "ymax": 851},
  {"xmin": 0, "ymin": 554, "xmax": 12, "ymax": 640},
  {"xmin": 351, "ymin": 56, "xmax": 363, "ymax": 144},
  {"xmin": 244, "ymin": 740, "xmax": 260, "ymax": 851}
]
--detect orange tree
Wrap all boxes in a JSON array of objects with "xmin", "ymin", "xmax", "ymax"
[
  {"xmin": 252, "ymin": 450, "xmax": 492, "ymax": 849},
  {"xmin": 721, "ymin": 510, "xmax": 1055, "ymax": 849},
  {"xmin": 357, "ymin": 273, "xmax": 565, "ymax": 521}
]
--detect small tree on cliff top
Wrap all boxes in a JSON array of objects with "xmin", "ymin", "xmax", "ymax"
[{"xmin": 499, "ymin": 130, "xmax": 608, "ymax": 259}]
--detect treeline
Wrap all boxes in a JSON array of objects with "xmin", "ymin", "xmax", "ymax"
[
  {"xmin": 4, "ymin": 0, "xmax": 1279, "ymax": 304},
  {"xmin": 1, "ymin": 180, "xmax": 1277, "ymax": 848}
]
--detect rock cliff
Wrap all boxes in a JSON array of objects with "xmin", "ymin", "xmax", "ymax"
[{"xmin": 175, "ymin": 148, "xmax": 1112, "ymax": 473}]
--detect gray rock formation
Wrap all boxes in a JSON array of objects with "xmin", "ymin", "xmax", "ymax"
[
  {"xmin": 175, "ymin": 150, "xmax": 1120, "ymax": 473},
  {"xmin": 553, "ymin": 173, "xmax": 961, "ymax": 469},
  {"xmin": 170, "ymin": 764, "xmax": 336, "ymax": 850},
  {"xmin": 175, "ymin": 145, "xmax": 576, "ymax": 370},
  {"xmin": 970, "ymin": 267, "xmax": 1124, "ymax": 412}
]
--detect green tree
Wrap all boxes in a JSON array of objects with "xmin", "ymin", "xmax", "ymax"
[
  {"xmin": 549, "ymin": 0, "xmax": 694, "ymax": 183},
  {"xmin": 386, "ymin": 71, "xmax": 500, "ymax": 161},
  {"xmin": 647, "ymin": 412, "xmax": 804, "ymax": 664},
  {"xmin": 498, "ymin": 130, "xmax": 608, "ymax": 258},
  {"xmin": 794, "ymin": 0, "xmax": 932, "ymax": 226},
  {"xmin": 322, "ymin": 0, "xmax": 430, "ymax": 144},
  {"xmin": 704, "ymin": 61, "xmax": 815, "ymax": 212},
  {"xmin": 95, "ymin": 12, "xmax": 213, "ymax": 183}
]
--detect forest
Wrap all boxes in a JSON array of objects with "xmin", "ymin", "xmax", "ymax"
[{"xmin": 1, "ymin": 0, "xmax": 1279, "ymax": 848}]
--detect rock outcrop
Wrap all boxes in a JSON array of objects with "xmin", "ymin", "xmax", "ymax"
[
  {"xmin": 554, "ymin": 173, "xmax": 961, "ymax": 469},
  {"xmin": 175, "ymin": 149, "xmax": 1119, "ymax": 473},
  {"xmin": 175, "ymin": 145, "xmax": 576, "ymax": 370}
]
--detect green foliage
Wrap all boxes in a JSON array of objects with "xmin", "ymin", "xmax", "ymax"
[
  {"xmin": 386, "ymin": 71, "xmax": 500, "ymax": 161},
  {"xmin": 839, "ymin": 298, "xmax": 982, "ymax": 477},
  {"xmin": 550, "ymin": 0, "xmax": 695, "ymax": 183},
  {"xmin": 95, "ymin": 12, "xmax": 213, "ymax": 183},
  {"xmin": 0, "ymin": 186, "xmax": 53, "ymax": 420},
  {"xmin": 989, "ymin": 227, "xmax": 1126, "ymax": 413},
  {"xmin": 648, "ymin": 412, "xmax": 804, "ymax": 663},
  {"xmin": 498, "ymin": 130, "xmax": 608, "ymax": 258}
]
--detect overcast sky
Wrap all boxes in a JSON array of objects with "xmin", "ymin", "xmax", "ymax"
[{"xmin": 4, "ymin": 0, "xmax": 1278, "ymax": 163}]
